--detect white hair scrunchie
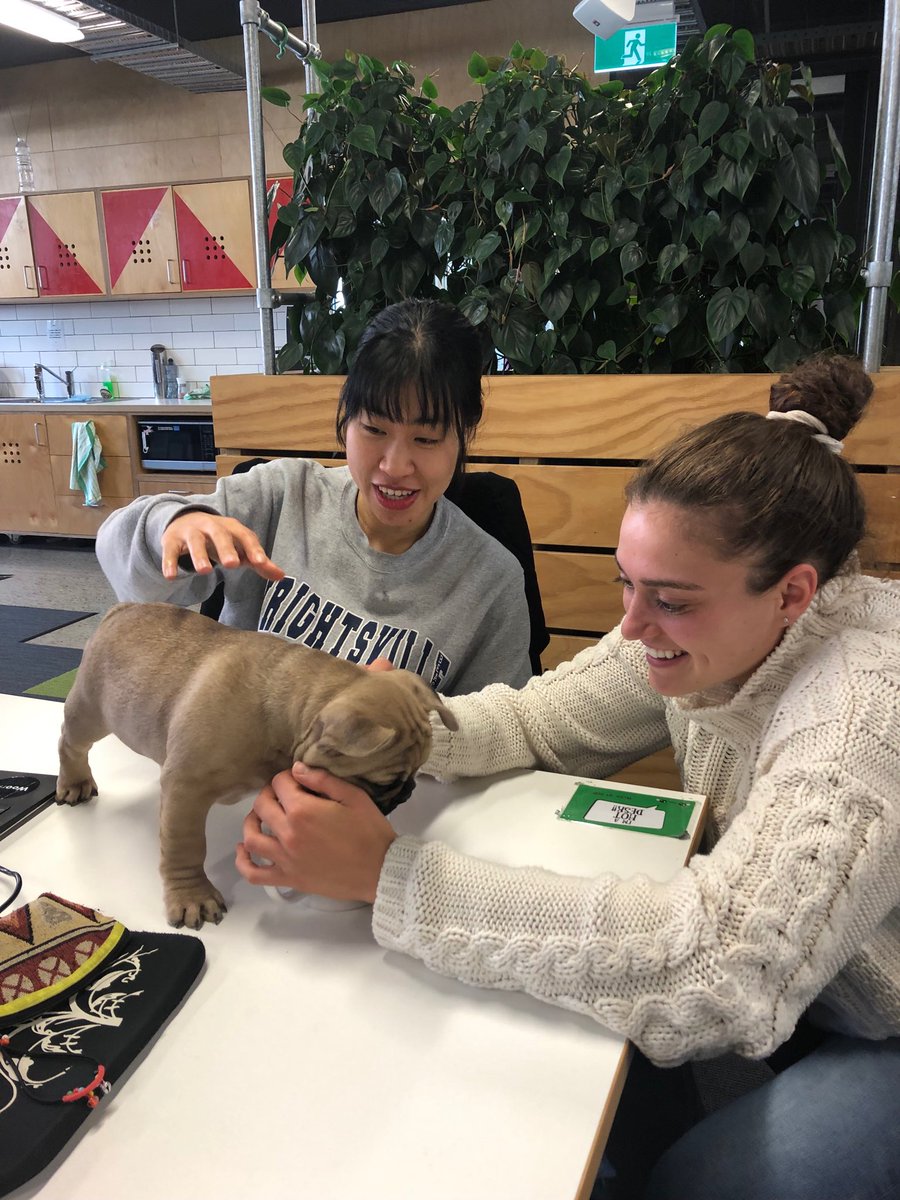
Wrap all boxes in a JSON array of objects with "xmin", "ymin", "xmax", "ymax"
[{"xmin": 765, "ymin": 409, "xmax": 844, "ymax": 455}]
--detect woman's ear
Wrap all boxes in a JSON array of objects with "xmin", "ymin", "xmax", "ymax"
[{"xmin": 778, "ymin": 563, "xmax": 819, "ymax": 625}]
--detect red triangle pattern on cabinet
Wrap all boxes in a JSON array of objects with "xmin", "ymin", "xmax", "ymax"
[
  {"xmin": 173, "ymin": 193, "xmax": 252, "ymax": 290},
  {"xmin": 102, "ymin": 186, "xmax": 168, "ymax": 286},
  {"xmin": 28, "ymin": 205, "xmax": 102, "ymax": 295},
  {"xmin": 0, "ymin": 197, "xmax": 21, "ymax": 244}
]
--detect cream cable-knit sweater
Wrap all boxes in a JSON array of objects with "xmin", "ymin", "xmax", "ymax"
[{"xmin": 371, "ymin": 566, "xmax": 900, "ymax": 1065}]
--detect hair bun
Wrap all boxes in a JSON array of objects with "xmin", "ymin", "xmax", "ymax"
[{"xmin": 768, "ymin": 353, "xmax": 873, "ymax": 441}]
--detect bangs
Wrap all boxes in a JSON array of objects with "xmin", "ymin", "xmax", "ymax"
[{"xmin": 360, "ymin": 371, "xmax": 460, "ymax": 432}]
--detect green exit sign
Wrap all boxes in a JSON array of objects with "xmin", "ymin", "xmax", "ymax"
[{"xmin": 594, "ymin": 21, "xmax": 678, "ymax": 73}]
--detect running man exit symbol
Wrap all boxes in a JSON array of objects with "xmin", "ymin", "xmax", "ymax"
[{"xmin": 623, "ymin": 29, "xmax": 646, "ymax": 65}]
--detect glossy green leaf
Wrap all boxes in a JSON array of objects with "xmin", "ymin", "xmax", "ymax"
[
  {"xmin": 706, "ymin": 286, "xmax": 750, "ymax": 342},
  {"xmin": 421, "ymin": 76, "xmax": 438, "ymax": 100},
  {"xmin": 369, "ymin": 167, "xmax": 405, "ymax": 217},
  {"xmin": 540, "ymin": 280, "xmax": 575, "ymax": 322},
  {"xmin": 610, "ymin": 217, "xmax": 638, "ymax": 248},
  {"xmin": 261, "ymin": 87, "xmax": 292, "ymax": 107},
  {"xmin": 731, "ymin": 28, "xmax": 756, "ymax": 61},
  {"xmin": 698, "ymin": 100, "xmax": 729, "ymax": 144},
  {"xmin": 620, "ymin": 242, "xmax": 646, "ymax": 276},
  {"xmin": 473, "ymin": 231, "xmax": 502, "ymax": 263},
  {"xmin": 546, "ymin": 145, "xmax": 572, "ymax": 186},
  {"xmin": 738, "ymin": 241, "xmax": 766, "ymax": 276},
  {"xmin": 458, "ymin": 294, "xmax": 489, "ymax": 325},
  {"xmin": 681, "ymin": 144, "xmax": 711, "ymax": 181},
  {"xmin": 775, "ymin": 145, "xmax": 820, "ymax": 218},
  {"xmin": 777, "ymin": 264, "xmax": 816, "ymax": 303},
  {"xmin": 348, "ymin": 124, "xmax": 378, "ymax": 154},
  {"xmin": 658, "ymin": 242, "xmax": 689, "ymax": 281},
  {"xmin": 468, "ymin": 52, "xmax": 490, "ymax": 80}
]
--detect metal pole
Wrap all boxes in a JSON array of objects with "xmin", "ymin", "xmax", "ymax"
[
  {"xmin": 860, "ymin": 0, "xmax": 900, "ymax": 372},
  {"xmin": 240, "ymin": 2, "xmax": 321, "ymax": 375},
  {"xmin": 301, "ymin": 0, "xmax": 319, "ymax": 97},
  {"xmin": 241, "ymin": 0, "xmax": 277, "ymax": 375}
]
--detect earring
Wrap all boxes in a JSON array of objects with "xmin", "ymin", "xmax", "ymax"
[{"xmin": 783, "ymin": 616, "xmax": 790, "ymax": 627}]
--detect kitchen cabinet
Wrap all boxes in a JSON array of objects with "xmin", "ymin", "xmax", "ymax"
[
  {"xmin": 0, "ymin": 196, "xmax": 38, "ymax": 300},
  {"xmin": 45, "ymin": 411, "xmax": 135, "ymax": 536},
  {"xmin": 266, "ymin": 176, "xmax": 312, "ymax": 293},
  {"xmin": 172, "ymin": 180, "xmax": 254, "ymax": 292},
  {"xmin": 27, "ymin": 191, "xmax": 106, "ymax": 297},
  {"xmin": 100, "ymin": 186, "xmax": 181, "ymax": 295},
  {"xmin": 0, "ymin": 412, "xmax": 57, "ymax": 533}
]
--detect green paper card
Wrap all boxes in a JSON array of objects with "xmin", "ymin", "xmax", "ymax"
[{"xmin": 559, "ymin": 783, "xmax": 696, "ymax": 839}]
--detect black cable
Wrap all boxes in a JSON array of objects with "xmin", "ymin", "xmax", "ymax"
[{"xmin": 0, "ymin": 864, "xmax": 22, "ymax": 914}]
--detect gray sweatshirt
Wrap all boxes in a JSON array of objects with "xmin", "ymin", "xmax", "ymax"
[{"xmin": 95, "ymin": 459, "xmax": 532, "ymax": 695}]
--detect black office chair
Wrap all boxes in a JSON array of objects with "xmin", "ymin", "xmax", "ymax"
[{"xmin": 200, "ymin": 460, "xmax": 549, "ymax": 675}]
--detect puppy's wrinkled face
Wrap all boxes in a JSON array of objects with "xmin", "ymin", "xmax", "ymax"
[{"xmin": 298, "ymin": 670, "xmax": 457, "ymax": 814}]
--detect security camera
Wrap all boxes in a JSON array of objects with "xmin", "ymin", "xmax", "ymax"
[{"xmin": 572, "ymin": 0, "xmax": 636, "ymax": 39}]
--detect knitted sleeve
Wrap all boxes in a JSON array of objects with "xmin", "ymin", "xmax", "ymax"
[
  {"xmin": 424, "ymin": 627, "xmax": 672, "ymax": 781},
  {"xmin": 375, "ymin": 649, "xmax": 900, "ymax": 1064}
]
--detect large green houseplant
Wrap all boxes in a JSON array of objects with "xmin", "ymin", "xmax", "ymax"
[{"xmin": 269, "ymin": 26, "xmax": 863, "ymax": 374}]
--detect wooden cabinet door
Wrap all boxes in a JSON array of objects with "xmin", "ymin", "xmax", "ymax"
[
  {"xmin": 266, "ymin": 176, "xmax": 312, "ymax": 293},
  {"xmin": 173, "ymin": 180, "xmax": 254, "ymax": 292},
  {"xmin": 0, "ymin": 196, "xmax": 38, "ymax": 300},
  {"xmin": 27, "ymin": 191, "xmax": 106, "ymax": 296},
  {"xmin": 101, "ymin": 186, "xmax": 181, "ymax": 295},
  {"xmin": 0, "ymin": 413, "xmax": 57, "ymax": 533}
]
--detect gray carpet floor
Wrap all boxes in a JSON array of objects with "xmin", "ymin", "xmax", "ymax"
[{"xmin": 0, "ymin": 536, "xmax": 118, "ymax": 648}]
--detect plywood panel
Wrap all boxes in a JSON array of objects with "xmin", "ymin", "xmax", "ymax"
[
  {"xmin": 541, "ymin": 634, "xmax": 598, "ymax": 671},
  {"xmin": 609, "ymin": 747, "xmax": 682, "ymax": 791},
  {"xmin": 54, "ymin": 494, "xmax": 131, "ymax": 536},
  {"xmin": 46, "ymin": 412, "xmax": 131, "ymax": 457},
  {"xmin": 212, "ymin": 371, "xmax": 900, "ymax": 465},
  {"xmin": 535, "ymin": 550, "xmax": 622, "ymax": 632},
  {"xmin": 51, "ymin": 454, "xmax": 133, "ymax": 498}
]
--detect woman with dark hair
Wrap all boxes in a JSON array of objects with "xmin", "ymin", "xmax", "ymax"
[
  {"xmin": 96, "ymin": 299, "xmax": 532, "ymax": 694},
  {"xmin": 238, "ymin": 354, "xmax": 900, "ymax": 1199}
]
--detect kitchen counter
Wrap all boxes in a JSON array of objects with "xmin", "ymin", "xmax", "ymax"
[{"xmin": 0, "ymin": 398, "xmax": 212, "ymax": 415}]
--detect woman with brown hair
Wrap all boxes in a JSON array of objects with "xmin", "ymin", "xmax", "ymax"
[{"xmin": 238, "ymin": 354, "xmax": 900, "ymax": 1199}]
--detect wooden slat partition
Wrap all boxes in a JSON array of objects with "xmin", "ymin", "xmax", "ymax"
[{"xmin": 212, "ymin": 369, "xmax": 900, "ymax": 792}]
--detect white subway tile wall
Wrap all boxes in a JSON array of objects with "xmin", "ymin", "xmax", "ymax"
[{"xmin": 0, "ymin": 296, "xmax": 288, "ymax": 399}]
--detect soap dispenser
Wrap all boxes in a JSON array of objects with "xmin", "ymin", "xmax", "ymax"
[{"xmin": 165, "ymin": 357, "xmax": 178, "ymax": 400}]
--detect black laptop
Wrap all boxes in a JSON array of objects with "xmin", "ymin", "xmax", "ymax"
[{"xmin": 0, "ymin": 770, "xmax": 58, "ymax": 840}]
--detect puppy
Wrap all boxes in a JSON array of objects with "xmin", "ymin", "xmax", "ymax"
[{"xmin": 57, "ymin": 602, "xmax": 457, "ymax": 929}]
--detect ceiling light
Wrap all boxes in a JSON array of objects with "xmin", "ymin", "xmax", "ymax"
[{"xmin": 0, "ymin": 0, "xmax": 85, "ymax": 44}]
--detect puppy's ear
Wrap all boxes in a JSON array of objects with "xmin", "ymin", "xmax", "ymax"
[
  {"xmin": 431, "ymin": 698, "xmax": 458, "ymax": 731},
  {"xmin": 314, "ymin": 703, "xmax": 396, "ymax": 758}
]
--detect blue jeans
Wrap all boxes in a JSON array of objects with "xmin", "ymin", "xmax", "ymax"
[{"xmin": 599, "ymin": 1034, "xmax": 900, "ymax": 1200}]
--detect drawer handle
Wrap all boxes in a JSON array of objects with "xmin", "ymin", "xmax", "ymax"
[
  {"xmin": 181, "ymin": 258, "xmax": 191, "ymax": 284},
  {"xmin": 23, "ymin": 265, "xmax": 36, "ymax": 290},
  {"xmin": 166, "ymin": 259, "xmax": 177, "ymax": 285},
  {"xmin": 37, "ymin": 264, "xmax": 48, "ymax": 290},
  {"xmin": 34, "ymin": 422, "xmax": 45, "ymax": 447},
  {"xmin": 168, "ymin": 488, "xmax": 192, "ymax": 495}
]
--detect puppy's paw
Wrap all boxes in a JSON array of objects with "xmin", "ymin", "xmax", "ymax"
[
  {"xmin": 56, "ymin": 775, "xmax": 98, "ymax": 805},
  {"xmin": 165, "ymin": 883, "xmax": 227, "ymax": 930}
]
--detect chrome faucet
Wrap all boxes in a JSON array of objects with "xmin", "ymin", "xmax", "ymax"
[{"xmin": 34, "ymin": 363, "xmax": 76, "ymax": 399}]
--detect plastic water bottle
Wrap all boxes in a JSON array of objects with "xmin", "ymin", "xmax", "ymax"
[{"xmin": 15, "ymin": 137, "xmax": 34, "ymax": 194}]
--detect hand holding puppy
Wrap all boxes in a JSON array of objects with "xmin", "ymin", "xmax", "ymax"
[{"xmin": 236, "ymin": 763, "xmax": 397, "ymax": 905}]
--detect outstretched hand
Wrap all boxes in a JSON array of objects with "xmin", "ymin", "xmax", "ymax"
[
  {"xmin": 161, "ymin": 511, "xmax": 285, "ymax": 582},
  {"xmin": 235, "ymin": 763, "xmax": 397, "ymax": 904}
]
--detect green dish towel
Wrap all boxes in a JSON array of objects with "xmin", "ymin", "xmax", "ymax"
[{"xmin": 69, "ymin": 420, "xmax": 107, "ymax": 506}]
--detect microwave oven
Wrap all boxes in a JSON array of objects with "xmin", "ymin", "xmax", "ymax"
[{"xmin": 137, "ymin": 417, "xmax": 216, "ymax": 472}]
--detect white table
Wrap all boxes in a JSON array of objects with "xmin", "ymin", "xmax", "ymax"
[{"xmin": 0, "ymin": 695, "xmax": 705, "ymax": 1200}]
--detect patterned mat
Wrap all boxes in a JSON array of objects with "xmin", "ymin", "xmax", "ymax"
[{"xmin": 0, "ymin": 606, "xmax": 94, "ymax": 700}]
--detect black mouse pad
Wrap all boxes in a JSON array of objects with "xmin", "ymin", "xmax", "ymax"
[{"xmin": 0, "ymin": 771, "xmax": 57, "ymax": 841}]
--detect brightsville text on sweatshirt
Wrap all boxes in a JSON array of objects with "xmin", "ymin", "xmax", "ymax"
[{"xmin": 260, "ymin": 575, "xmax": 451, "ymax": 691}]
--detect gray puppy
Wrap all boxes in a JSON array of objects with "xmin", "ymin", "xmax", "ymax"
[{"xmin": 57, "ymin": 602, "xmax": 457, "ymax": 929}]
